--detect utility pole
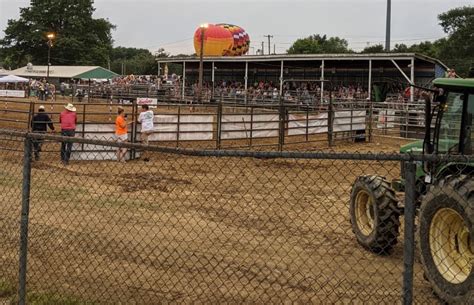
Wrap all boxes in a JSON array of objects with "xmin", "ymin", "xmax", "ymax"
[
  {"xmin": 385, "ymin": 0, "xmax": 391, "ymax": 52},
  {"xmin": 273, "ymin": 44, "xmax": 276, "ymax": 55},
  {"xmin": 198, "ymin": 24, "xmax": 208, "ymax": 103},
  {"xmin": 261, "ymin": 41, "xmax": 265, "ymax": 55},
  {"xmin": 264, "ymin": 35, "xmax": 273, "ymax": 55}
]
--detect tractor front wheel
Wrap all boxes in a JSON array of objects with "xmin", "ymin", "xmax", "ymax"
[
  {"xmin": 419, "ymin": 175, "xmax": 473, "ymax": 304},
  {"xmin": 349, "ymin": 175, "xmax": 401, "ymax": 255}
]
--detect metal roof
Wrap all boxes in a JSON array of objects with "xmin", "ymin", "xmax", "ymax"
[
  {"xmin": 157, "ymin": 53, "xmax": 448, "ymax": 69},
  {"xmin": 10, "ymin": 65, "xmax": 118, "ymax": 79},
  {"xmin": 0, "ymin": 68, "xmax": 11, "ymax": 76}
]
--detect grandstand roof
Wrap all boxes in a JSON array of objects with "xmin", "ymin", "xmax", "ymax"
[
  {"xmin": 10, "ymin": 65, "xmax": 118, "ymax": 79},
  {"xmin": 158, "ymin": 53, "xmax": 448, "ymax": 69}
]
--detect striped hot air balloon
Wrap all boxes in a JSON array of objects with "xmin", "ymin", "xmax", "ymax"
[
  {"xmin": 194, "ymin": 24, "xmax": 250, "ymax": 56},
  {"xmin": 216, "ymin": 24, "xmax": 250, "ymax": 56}
]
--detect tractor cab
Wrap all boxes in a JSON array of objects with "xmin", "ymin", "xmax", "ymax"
[
  {"xmin": 424, "ymin": 78, "xmax": 474, "ymax": 180},
  {"xmin": 395, "ymin": 78, "xmax": 474, "ymax": 192}
]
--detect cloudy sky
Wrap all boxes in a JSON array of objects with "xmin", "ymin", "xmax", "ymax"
[{"xmin": 0, "ymin": 0, "xmax": 472, "ymax": 55}]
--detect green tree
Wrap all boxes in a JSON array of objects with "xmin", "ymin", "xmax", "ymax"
[
  {"xmin": 287, "ymin": 34, "xmax": 351, "ymax": 54},
  {"xmin": 360, "ymin": 44, "xmax": 385, "ymax": 53},
  {"xmin": 405, "ymin": 39, "xmax": 447, "ymax": 58},
  {"xmin": 0, "ymin": 0, "xmax": 115, "ymax": 68},
  {"xmin": 110, "ymin": 47, "xmax": 157, "ymax": 75},
  {"xmin": 437, "ymin": 6, "xmax": 474, "ymax": 76},
  {"xmin": 392, "ymin": 43, "xmax": 410, "ymax": 52}
]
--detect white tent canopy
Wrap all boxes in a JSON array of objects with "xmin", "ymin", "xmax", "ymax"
[{"xmin": 0, "ymin": 74, "xmax": 29, "ymax": 83}]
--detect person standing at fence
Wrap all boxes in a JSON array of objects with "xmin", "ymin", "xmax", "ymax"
[
  {"xmin": 31, "ymin": 105, "xmax": 55, "ymax": 161},
  {"xmin": 137, "ymin": 104, "xmax": 154, "ymax": 162},
  {"xmin": 59, "ymin": 103, "xmax": 77, "ymax": 166},
  {"xmin": 115, "ymin": 106, "xmax": 133, "ymax": 162}
]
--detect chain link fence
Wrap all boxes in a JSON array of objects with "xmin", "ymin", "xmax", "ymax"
[{"xmin": 0, "ymin": 129, "xmax": 472, "ymax": 304}]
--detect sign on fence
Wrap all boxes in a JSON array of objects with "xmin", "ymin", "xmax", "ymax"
[
  {"xmin": 0, "ymin": 90, "xmax": 25, "ymax": 98},
  {"xmin": 137, "ymin": 97, "xmax": 158, "ymax": 108}
]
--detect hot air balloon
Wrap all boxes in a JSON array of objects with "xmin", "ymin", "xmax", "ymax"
[{"xmin": 194, "ymin": 24, "xmax": 250, "ymax": 56}]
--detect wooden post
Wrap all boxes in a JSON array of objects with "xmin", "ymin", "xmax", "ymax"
[
  {"xmin": 249, "ymin": 106, "xmax": 254, "ymax": 147},
  {"xmin": 306, "ymin": 105, "xmax": 309, "ymax": 142},
  {"xmin": 176, "ymin": 105, "xmax": 181, "ymax": 148},
  {"xmin": 328, "ymin": 92, "xmax": 334, "ymax": 147},
  {"xmin": 216, "ymin": 102, "xmax": 223, "ymax": 149},
  {"xmin": 81, "ymin": 103, "xmax": 86, "ymax": 151}
]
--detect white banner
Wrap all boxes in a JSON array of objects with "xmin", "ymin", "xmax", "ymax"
[
  {"xmin": 145, "ymin": 114, "xmax": 214, "ymax": 141},
  {"xmin": 0, "ymin": 90, "xmax": 25, "ymax": 98},
  {"xmin": 71, "ymin": 124, "xmax": 123, "ymax": 161},
  {"xmin": 334, "ymin": 110, "xmax": 366, "ymax": 132},
  {"xmin": 178, "ymin": 115, "xmax": 214, "ymax": 140},
  {"xmin": 377, "ymin": 109, "xmax": 396, "ymax": 128},
  {"xmin": 136, "ymin": 97, "xmax": 158, "ymax": 108},
  {"xmin": 288, "ymin": 113, "xmax": 328, "ymax": 135},
  {"xmin": 289, "ymin": 110, "xmax": 366, "ymax": 136},
  {"xmin": 149, "ymin": 115, "xmax": 178, "ymax": 141},
  {"xmin": 221, "ymin": 114, "xmax": 279, "ymax": 139}
]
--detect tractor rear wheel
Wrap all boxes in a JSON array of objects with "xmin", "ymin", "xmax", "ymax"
[
  {"xmin": 350, "ymin": 175, "xmax": 401, "ymax": 255},
  {"xmin": 419, "ymin": 175, "xmax": 473, "ymax": 304}
]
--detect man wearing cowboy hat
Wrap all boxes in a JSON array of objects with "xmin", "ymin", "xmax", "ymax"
[{"xmin": 59, "ymin": 103, "xmax": 77, "ymax": 165}]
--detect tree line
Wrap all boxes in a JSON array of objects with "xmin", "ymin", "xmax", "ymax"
[{"xmin": 0, "ymin": 1, "xmax": 472, "ymax": 77}]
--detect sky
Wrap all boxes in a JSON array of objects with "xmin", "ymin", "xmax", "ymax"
[{"xmin": 0, "ymin": 0, "xmax": 472, "ymax": 55}]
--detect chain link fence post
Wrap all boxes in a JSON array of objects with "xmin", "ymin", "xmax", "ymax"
[
  {"xmin": 402, "ymin": 161, "xmax": 417, "ymax": 305},
  {"xmin": 18, "ymin": 136, "xmax": 33, "ymax": 305}
]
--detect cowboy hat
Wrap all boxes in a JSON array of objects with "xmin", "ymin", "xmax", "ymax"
[
  {"xmin": 64, "ymin": 103, "xmax": 76, "ymax": 112},
  {"xmin": 38, "ymin": 105, "xmax": 45, "ymax": 110}
]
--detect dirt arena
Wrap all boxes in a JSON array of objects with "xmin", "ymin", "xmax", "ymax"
[{"xmin": 0, "ymin": 129, "xmax": 440, "ymax": 304}]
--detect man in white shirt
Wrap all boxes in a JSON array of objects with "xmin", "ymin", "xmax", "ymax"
[{"xmin": 137, "ymin": 104, "xmax": 154, "ymax": 161}]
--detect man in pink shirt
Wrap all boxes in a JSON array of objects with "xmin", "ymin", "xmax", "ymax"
[{"xmin": 59, "ymin": 103, "xmax": 77, "ymax": 165}]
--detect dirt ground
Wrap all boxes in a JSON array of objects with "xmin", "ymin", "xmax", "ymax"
[{"xmin": 0, "ymin": 133, "xmax": 439, "ymax": 304}]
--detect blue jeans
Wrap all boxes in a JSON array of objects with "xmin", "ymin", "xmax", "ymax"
[{"xmin": 61, "ymin": 130, "xmax": 75, "ymax": 163}]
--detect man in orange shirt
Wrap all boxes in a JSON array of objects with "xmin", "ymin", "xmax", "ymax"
[{"xmin": 115, "ymin": 106, "xmax": 133, "ymax": 162}]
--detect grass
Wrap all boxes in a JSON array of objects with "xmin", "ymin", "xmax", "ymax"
[
  {"xmin": 0, "ymin": 171, "xmax": 21, "ymax": 188},
  {"xmin": 8, "ymin": 291, "xmax": 95, "ymax": 305},
  {"xmin": 23, "ymin": 292, "xmax": 94, "ymax": 305},
  {"xmin": 0, "ymin": 278, "xmax": 15, "ymax": 298},
  {"xmin": 31, "ymin": 184, "xmax": 90, "ymax": 202}
]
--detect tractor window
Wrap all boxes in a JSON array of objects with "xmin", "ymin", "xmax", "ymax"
[
  {"xmin": 468, "ymin": 94, "xmax": 474, "ymax": 154},
  {"xmin": 438, "ymin": 92, "xmax": 464, "ymax": 153}
]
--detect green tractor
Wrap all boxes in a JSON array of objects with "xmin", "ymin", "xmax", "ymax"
[{"xmin": 349, "ymin": 78, "xmax": 473, "ymax": 304}]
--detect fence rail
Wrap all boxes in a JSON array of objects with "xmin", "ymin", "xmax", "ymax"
[
  {"xmin": 0, "ymin": 130, "xmax": 472, "ymax": 304},
  {"xmin": 1, "ymin": 97, "xmax": 433, "ymax": 154}
]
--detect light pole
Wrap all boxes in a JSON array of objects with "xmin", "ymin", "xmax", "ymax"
[
  {"xmin": 46, "ymin": 32, "xmax": 55, "ymax": 83},
  {"xmin": 385, "ymin": 0, "xmax": 391, "ymax": 52},
  {"xmin": 198, "ymin": 23, "xmax": 208, "ymax": 103}
]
